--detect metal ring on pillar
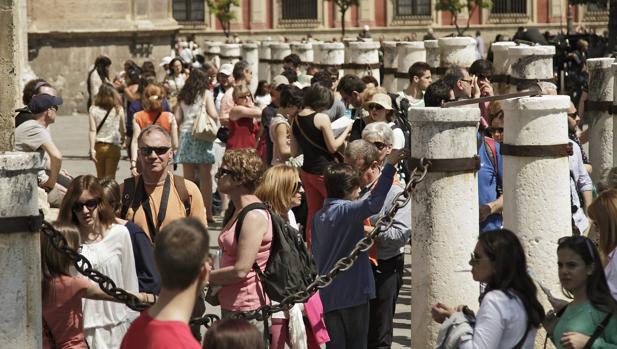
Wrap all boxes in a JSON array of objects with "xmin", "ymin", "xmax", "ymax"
[
  {"xmin": 430, "ymin": 67, "xmax": 448, "ymax": 75},
  {"xmin": 258, "ymin": 59, "xmax": 272, "ymax": 63},
  {"xmin": 383, "ymin": 68, "xmax": 397, "ymax": 75},
  {"xmin": 500, "ymin": 143, "xmax": 573, "ymax": 157},
  {"xmin": 342, "ymin": 63, "xmax": 381, "ymax": 70},
  {"xmin": 270, "ymin": 59, "xmax": 284, "ymax": 64},
  {"xmin": 507, "ymin": 76, "xmax": 555, "ymax": 86},
  {"xmin": 0, "ymin": 212, "xmax": 44, "ymax": 233},
  {"xmin": 585, "ymin": 101, "xmax": 615, "ymax": 114},
  {"xmin": 219, "ymin": 55, "xmax": 242, "ymax": 60},
  {"xmin": 409, "ymin": 156, "xmax": 480, "ymax": 173},
  {"xmin": 491, "ymin": 74, "xmax": 509, "ymax": 83}
]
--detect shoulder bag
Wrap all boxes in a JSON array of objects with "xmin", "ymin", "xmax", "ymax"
[
  {"xmin": 191, "ymin": 91, "xmax": 219, "ymax": 142},
  {"xmin": 96, "ymin": 108, "xmax": 113, "ymax": 134},
  {"xmin": 293, "ymin": 115, "xmax": 344, "ymax": 163}
]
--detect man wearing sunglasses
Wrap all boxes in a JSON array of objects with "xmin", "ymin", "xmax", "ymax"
[
  {"xmin": 443, "ymin": 65, "xmax": 481, "ymax": 101},
  {"xmin": 345, "ymin": 140, "xmax": 411, "ymax": 349}
]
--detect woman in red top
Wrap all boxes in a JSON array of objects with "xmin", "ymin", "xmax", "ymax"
[
  {"xmin": 227, "ymin": 84, "xmax": 262, "ymax": 150},
  {"xmin": 130, "ymin": 83, "xmax": 178, "ymax": 176}
]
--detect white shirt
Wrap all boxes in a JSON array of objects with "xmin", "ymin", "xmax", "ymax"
[
  {"xmin": 179, "ymin": 93, "xmax": 206, "ymax": 134},
  {"xmin": 459, "ymin": 290, "xmax": 537, "ymax": 349},
  {"xmin": 606, "ymin": 249, "xmax": 617, "ymax": 299},
  {"xmin": 387, "ymin": 122, "xmax": 406, "ymax": 150},
  {"xmin": 90, "ymin": 105, "xmax": 123, "ymax": 146},
  {"xmin": 80, "ymin": 224, "xmax": 138, "ymax": 330}
]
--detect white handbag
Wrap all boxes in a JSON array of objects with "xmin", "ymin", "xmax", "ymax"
[{"xmin": 191, "ymin": 91, "xmax": 219, "ymax": 142}]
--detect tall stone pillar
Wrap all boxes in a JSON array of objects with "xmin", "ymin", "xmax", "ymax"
[
  {"xmin": 396, "ymin": 42, "xmax": 426, "ymax": 91},
  {"xmin": 220, "ymin": 43, "xmax": 242, "ymax": 66},
  {"xmin": 491, "ymin": 41, "xmax": 517, "ymax": 94},
  {"xmin": 270, "ymin": 43, "xmax": 291, "ymax": 80},
  {"xmin": 347, "ymin": 41, "xmax": 381, "ymax": 82},
  {"xmin": 508, "ymin": 45, "xmax": 556, "ymax": 91},
  {"xmin": 205, "ymin": 42, "xmax": 223, "ymax": 69},
  {"xmin": 424, "ymin": 40, "xmax": 440, "ymax": 77},
  {"xmin": 242, "ymin": 43, "xmax": 259, "ymax": 94},
  {"xmin": 613, "ymin": 64, "xmax": 617, "ymax": 168},
  {"xmin": 0, "ymin": 0, "xmax": 23, "ymax": 151},
  {"xmin": 319, "ymin": 42, "xmax": 345, "ymax": 79},
  {"xmin": 501, "ymin": 95, "xmax": 572, "ymax": 315},
  {"xmin": 258, "ymin": 41, "xmax": 272, "ymax": 81},
  {"xmin": 586, "ymin": 58, "xmax": 615, "ymax": 183},
  {"xmin": 439, "ymin": 37, "xmax": 476, "ymax": 69},
  {"xmin": 0, "ymin": 152, "xmax": 45, "ymax": 347},
  {"xmin": 409, "ymin": 107, "xmax": 480, "ymax": 348},
  {"xmin": 382, "ymin": 41, "xmax": 398, "ymax": 93}
]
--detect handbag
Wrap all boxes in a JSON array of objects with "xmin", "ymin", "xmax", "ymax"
[
  {"xmin": 293, "ymin": 116, "xmax": 345, "ymax": 163},
  {"xmin": 191, "ymin": 92, "xmax": 219, "ymax": 142}
]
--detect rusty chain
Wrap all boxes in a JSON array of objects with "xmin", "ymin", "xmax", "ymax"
[{"xmin": 210, "ymin": 161, "xmax": 430, "ymax": 322}]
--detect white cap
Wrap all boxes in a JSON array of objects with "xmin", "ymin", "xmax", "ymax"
[
  {"xmin": 219, "ymin": 63, "xmax": 233, "ymax": 76},
  {"xmin": 159, "ymin": 56, "xmax": 173, "ymax": 67}
]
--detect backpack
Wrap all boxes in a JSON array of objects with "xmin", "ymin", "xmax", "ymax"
[
  {"xmin": 120, "ymin": 175, "xmax": 191, "ymax": 220},
  {"xmin": 234, "ymin": 202, "xmax": 317, "ymax": 302}
]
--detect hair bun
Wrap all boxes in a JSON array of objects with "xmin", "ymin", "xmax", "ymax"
[{"xmin": 149, "ymin": 95, "xmax": 159, "ymax": 101}]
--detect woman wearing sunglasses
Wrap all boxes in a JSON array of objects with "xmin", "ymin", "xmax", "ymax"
[
  {"xmin": 362, "ymin": 122, "xmax": 394, "ymax": 163},
  {"xmin": 227, "ymin": 84, "xmax": 262, "ymax": 150},
  {"xmin": 588, "ymin": 189, "xmax": 617, "ymax": 298},
  {"xmin": 549, "ymin": 236, "xmax": 617, "ymax": 348},
  {"xmin": 432, "ymin": 229, "xmax": 545, "ymax": 348},
  {"xmin": 57, "ymin": 175, "xmax": 139, "ymax": 349},
  {"xmin": 362, "ymin": 92, "xmax": 405, "ymax": 150}
]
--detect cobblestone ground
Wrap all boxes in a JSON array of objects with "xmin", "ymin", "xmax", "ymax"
[{"xmin": 51, "ymin": 114, "xmax": 413, "ymax": 348}]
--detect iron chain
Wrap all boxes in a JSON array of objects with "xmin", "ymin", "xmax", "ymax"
[{"xmin": 219, "ymin": 162, "xmax": 429, "ymax": 322}]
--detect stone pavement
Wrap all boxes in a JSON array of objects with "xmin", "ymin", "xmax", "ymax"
[{"xmin": 51, "ymin": 114, "xmax": 413, "ymax": 348}]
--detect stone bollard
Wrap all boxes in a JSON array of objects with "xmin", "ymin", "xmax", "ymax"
[
  {"xmin": 204, "ymin": 41, "xmax": 223, "ymax": 69},
  {"xmin": 586, "ymin": 58, "xmax": 615, "ymax": 183},
  {"xmin": 220, "ymin": 43, "xmax": 242, "ymax": 66},
  {"xmin": 242, "ymin": 43, "xmax": 259, "ymax": 94},
  {"xmin": 613, "ymin": 64, "xmax": 617, "ymax": 167},
  {"xmin": 424, "ymin": 40, "xmax": 440, "ymax": 76},
  {"xmin": 508, "ymin": 45, "xmax": 556, "ymax": 91},
  {"xmin": 0, "ymin": 152, "xmax": 45, "ymax": 347},
  {"xmin": 258, "ymin": 41, "xmax": 272, "ymax": 81},
  {"xmin": 396, "ymin": 42, "xmax": 426, "ymax": 92},
  {"xmin": 409, "ymin": 107, "xmax": 480, "ymax": 348},
  {"xmin": 270, "ymin": 42, "xmax": 291, "ymax": 80},
  {"xmin": 319, "ymin": 42, "xmax": 345, "ymax": 79},
  {"xmin": 491, "ymin": 41, "xmax": 517, "ymax": 94},
  {"xmin": 438, "ymin": 37, "xmax": 476, "ymax": 70},
  {"xmin": 501, "ymin": 96, "xmax": 571, "ymax": 333},
  {"xmin": 347, "ymin": 41, "xmax": 381, "ymax": 82},
  {"xmin": 382, "ymin": 41, "xmax": 399, "ymax": 93}
]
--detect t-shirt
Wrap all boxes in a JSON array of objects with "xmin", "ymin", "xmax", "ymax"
[
  {"xmin": 15, "ymin": 119, "xmax": 52, "ymax": 184},
  {"xmin": 43, "ymin": 276, "xmax": 92, "ymax": 349},
  {"xmin": 324, "ymin": 99, "xmax": 347, "ymax": 121},
  {"xmin": 120, "ymin": 311, "xmax": 200, "ymax": 349},
  {"xmin": 478, "ymin": 134, "xmax": 503, "ymax": 232},
  {"xmin": 125, "ymin": 175, "xmax": 207, "ymax": 240},
  {"xmin": 134, "ymin": 110, "xmax": 174, "ymax": 134},
  {"xmin": 552, "ymin": 300, "xmax": 617, "ymax": 349},
  {"xmin": 90, "ymin": 105, "xmax": 123, "ymax": 145}
]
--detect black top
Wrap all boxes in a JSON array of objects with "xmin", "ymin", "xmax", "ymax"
[
  {"xmin": 261, "ymin": 103, "xmax": 277, "ymax": 165},
  {"xmin": 292, "ymin": 113, "xmax": 334, "ymax": 175}
]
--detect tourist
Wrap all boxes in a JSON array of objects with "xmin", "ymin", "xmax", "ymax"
[
  {"xmin": 219, "ymin": 60, "xmax": 253, "ymax": 125},
  {"xmin": 360, "ymin": 92, "xmax": 405, "ymax": 149},
  {"xmin": 270, "ymin": 85, "xmax": 303, "ymax": 166},
  {"xmin": 88, "ymin": 83, "xmax": 125, "ymax": 179},
  {"xmin": 396, "ymin": 61, "xmax": 432, "ymax": 109},
  {"xmin": 121, "ymin": 218, "xmax": 211, "ymax": 349},
  {"xmin": 57, "ymin": 175, "xmax": 139, "ymax": 348},
  {"xmin": 227, "ymin": 84, "xmax": 261, "ymax": 150},
  {"xmin": 87, "ymin": 55, "xmax": 112, "ymax": 110},
  {"xmin": 163, "ymin": 57, "xmax": 187, "ymax": 111},
  {"xmin": 202, "ymin": 318, "xmax": 265, "ymax": 349},
  {"xmin": 362, "ymin": 122, "xmax": 394, "ymax": 163},
  {"xmin": 312, "ymin": 149, "xmax": 406, "ymax": 349},
  {"xmin": 213, "ymin": 64, "xmax": 234, "ymax": 114},
  {"xmin": 42, "ymin": 223, "xmax": 147, "ymax": 349},
  {"xmin": 130, "ymin": 84, "xmax": 178, "ymax": 176},
  {"xmin": 175, "ymin": 68, "xmax": 218, "ymax": 223},
  {"xmin": 337, "ymin": 74, "xmax": 367, "ymax": 119},
  {"xmin": 432, "ymin": 229, "xmax": 545, "ymax": 348},
  {"xmin": 311, "ymin": 71, "xmax": 346, "ymax": 121},
  {"xmin": 254, "ymin": 80, "xmax": 272, "ymax": 109},
  {"xmin": 443, "ymin": 65, "xmax": 481, "ymax": 101},
  {"xmin": 549, "ymin": 236, "xmax": 617, "ymax": 347},
  {"xmin": 259, "ymin": 75, "xmax": 289, "ymax": 165},
  {"xmin": 487, "ymin": 101, "xmax": 504, "ymax": 143},
  {"xmin": 15, "ymin": 78, "xmax": 56, "ymax": 127},
  {"xmin": 587, "ymin": 189, "xmax": 617, "ymax": 298},
  {"xmin": 291, "ymin": 83, "xmax": 352, "ymax": 244},
  {"xmin": 208, "ymin": 149, "xmax": 270, "ymax": 332}
]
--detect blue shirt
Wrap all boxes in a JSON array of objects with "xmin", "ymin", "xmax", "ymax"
[
  {"xmin": 478, "ymin": 134, "xmax": 503, "ymax": 232},
  {"xmin": 311, "ymin": 164, "xmax": 396, "ymax": 313}
]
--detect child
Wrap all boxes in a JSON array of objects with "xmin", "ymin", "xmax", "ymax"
[{"xmin": 41, "ymin": 223, "xmax": 147, "ymax": 349}]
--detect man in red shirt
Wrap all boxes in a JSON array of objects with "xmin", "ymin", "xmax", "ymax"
[{"xmin": 121, "ymin": 218, "xmax": 210, "ymax": 348}]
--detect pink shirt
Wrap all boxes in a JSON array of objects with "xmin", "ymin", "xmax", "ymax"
[
  {"xmin": 218, "ymin": 209, "xmax": 273, "ymax": 311},
  {"xmin": 43, "ymin": 276, "xmax": 92, "ymax": 349}
]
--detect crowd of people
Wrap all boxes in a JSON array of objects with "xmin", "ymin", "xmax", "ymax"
[{"xmin": 13, "ymin": 29, "xmax": 617, "ymax": 349}]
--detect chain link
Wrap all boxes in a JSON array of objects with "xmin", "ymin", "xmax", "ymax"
[{"xmin": 219, "ymin": 162, "xmax": 429, "ymax": 322}]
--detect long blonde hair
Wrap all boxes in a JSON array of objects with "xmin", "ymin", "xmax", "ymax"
[
  {"xmin": 254, "ymin": 165, "xmax": 300, "ymax": 218},
  {"xmin": 588, "ymin": 189, "xmax": 617, "ymax": 266}
]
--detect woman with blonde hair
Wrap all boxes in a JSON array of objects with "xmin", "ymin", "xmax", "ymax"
[
  {"xmin": 227, "ymin": 84, "xmax": 262, "ymax": 150},
  {"xmin": 588, "ymin": 189, "xmax": 617, "ymax": 298},
  {"xmin": 130, "ymin": 83, "xmax": 178, "ymax": 176},
  {"xmin": 89, "ymin": 83, "xmax": 126, "ymax": 179}
]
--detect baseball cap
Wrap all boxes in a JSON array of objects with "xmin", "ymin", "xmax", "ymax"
[
  {"xmin": 28, "ymin": 94, "xmax": 63, "ymax": 114},
  {"xmin": 159, "ymin": 56, "xmax": 173, "ymax": 67},
  {"xmin": 219, "ymin": 63, "xmax": 233, "ymax": 76},
  {"xmin": 272, "ymin": 75, "xmax": 289, "ymax": 89}
]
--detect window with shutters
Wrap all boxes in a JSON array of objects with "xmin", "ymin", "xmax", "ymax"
[
  {"xmin": 491, "ymin": 0, "xmax": 527, "ymax": 14},
  {"xmin": 281, "ymin": 0, "xmax": 318, "ymax": 20},
  {"xmin": 173, "ymin": 0, "xmax": 205, "ymax": 22},
  {"xmin": 396, "ymin": 0, "xmax": 432, "ymax": 16}
]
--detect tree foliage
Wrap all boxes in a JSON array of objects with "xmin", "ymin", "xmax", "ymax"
[
  {"xmin": 435, "ymin": 0, "xmax": 492, "ymax": 36},
  {"xmin": 206, "ymin": 0, "xmax": 240, "ymax": 38},
  {"xmin": 325, "ymin": 0, "xmax": 360, "ymax": 38}
]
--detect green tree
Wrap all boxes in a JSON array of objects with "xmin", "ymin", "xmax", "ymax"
[
  {"xmin": 325, "ymin": 0, "xmax": 359, "ymax": 38},
  {"xmin": 435, "ymin": 0, "xmax": 492, "ymax": 36},
  {"xmin": 569, "ymin": 0, "xmax": 616, "ymax": 54},
  {"xmin": 206, "ymin": 0, "xmax": 240, "ymax": 38}
]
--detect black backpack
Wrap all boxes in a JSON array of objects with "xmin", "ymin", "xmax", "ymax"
[{"xmin": 235, "ymin": 202, "xmax": 317, "ymax": 302}]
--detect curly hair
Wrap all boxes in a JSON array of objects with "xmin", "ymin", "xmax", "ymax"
[{"xmin": 222, "ymin": 149, "xmax": 265, "ymax": 193}]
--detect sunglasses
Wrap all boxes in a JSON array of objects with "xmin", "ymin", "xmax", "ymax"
[
  {"xmin": 368, "ymin": 104, "xmax": 385, "ymax": 111},
  {"xmin": 293, "ymin": 181, "xmax": 304, "ymax": 193},
  {"xmin": 139, "ymin": 146, "xmax": 171, "ymax": 156},
  {"xmin": 487, "ymin": 127, "xmax": 504, "ymax": 134},
  {"xmin": 558, "ymin": 236, "xmax": 596, "ymax": 259},
  {"xmin": 72, "ymin": 199, "xmax": 100, "ymax": 212},
  {"xmin": 461, "ymin": 79, "xmax": 473, "ymax": 85},
  {"xmin": 372, "ymin": 141, "xmax": 388, "ymax": 150},
  {"xmin": 215, "ymin": 168, "xmax": 236, "ymax": 180}
]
